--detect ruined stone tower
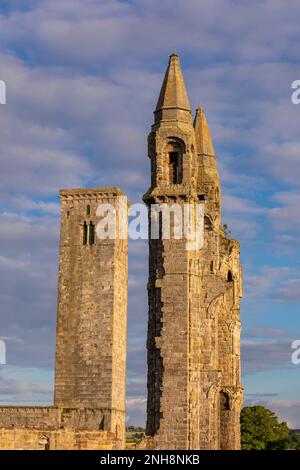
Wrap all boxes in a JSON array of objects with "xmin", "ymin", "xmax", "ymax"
[
  {"xmin": 54, "ymin": 188, "xmax": 129, "ymax": 444},
  {"xmin": 143, "ymin": 54, "xmax": 243, "ymax": 450},
  {"xmin": 0, "ymin": 187, "xmax": 129, "ymax": 450}
]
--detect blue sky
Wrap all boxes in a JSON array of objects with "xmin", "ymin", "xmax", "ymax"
[{"xmin": 0, "ymin": 0, "xmax": 300, "ymax": 427}]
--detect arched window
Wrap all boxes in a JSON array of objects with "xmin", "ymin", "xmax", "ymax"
[
  {"xmin": 89, "ymin": 221, "xmax": 95, "ymax": 245},
  {"xmin": 86, "ymin": 204, "xmax": 90, "ymax": 216},
  {"xmin": 220, "ymin": 391, "xmax": 231, "ymax": 450},
  {"xmin": 83, "ymin": 221, "xmax": 88, "ymax": 245},
  {"xmin": 165, "ymin": 139, "xmax": 184, "ymax": 184},
  {"xmin": 227, "ymin": 270, "xmax": 233, "ymax": 282},
  {"xmin": 220, "ymin": 391, "xmax": 230, "ymax": 411}
]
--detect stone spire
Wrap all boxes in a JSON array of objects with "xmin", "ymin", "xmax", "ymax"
[
  {"xmin": 154, "ymin": 53, "xmax": 192, "ymax": 124},
  {"xmin": 141, "ymin": 54, "xmax": 243, "ymax": 451},
  {"xmin": 194, "ymin": 107, "xmax": 215, "ymax": 156},
  {"xmin": 194, "ymin": 107, "xmax": 220, "ymax": 188}
]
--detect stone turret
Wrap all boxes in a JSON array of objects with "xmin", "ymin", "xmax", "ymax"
[
  {"xmin": 141, "ymin": 54, "xmax": 243, "ymax": 450},
  {"xmin": 154, "ymin": 53, "xmax": 192, "ymax": 124}
]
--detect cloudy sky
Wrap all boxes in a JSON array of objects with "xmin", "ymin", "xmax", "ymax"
[{"xmin": 0, "ymin": 0, "xmax": 300, "ymax": 428}]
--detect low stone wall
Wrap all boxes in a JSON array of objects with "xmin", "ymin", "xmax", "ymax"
[
  {"xmin": 0, "ymin": 406, "xmax": 122, "ymax": 449},
  {"xmin": 0, "ymin": 429, "xmax": 121, "ymax": 450},
  {"xmin": 0, "ymin": 407, "xmax": 59, "ymax": 430},
  {"xmin": 0, "ymin": 406, "xmax": 109, "ymax": 431}
]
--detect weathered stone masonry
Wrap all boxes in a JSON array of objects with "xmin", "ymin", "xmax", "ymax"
[
  {"xmin": 0, "ymin": 188, "xmax": 129, "ymax": 450},
  {"xmin": 55, "ymin": 188, "xmax": 129, "ymax": 443},
  {"xmin": 0, "ymin": 407, "xmax": 121, "ymax": 450},
  {"xmin": 140, "ymin": 54, "xmax": 243, "ymax": 450}
]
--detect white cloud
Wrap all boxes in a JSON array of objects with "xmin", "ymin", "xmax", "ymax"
[
  {"xmin": 244, "ymin": 399, "xmax": 300, "ymax": 429},
  {"xmin": 244, "ymin": 266, "xmax": 298, "ymax": 299},
  {"xmin": 0, "ymin": 367, "xmax": 53, "ymax": 404},
  {"xmin": 12, "ymin": 196, "xmax": 59, "ymax": 215},
  {"xmin": 242, "ymin": 339, "xmax": 293, "ymax": 376}
]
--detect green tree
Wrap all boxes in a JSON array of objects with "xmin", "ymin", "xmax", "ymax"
[
  {"xmin": 288, "ymin": 430, "xmax": 300, "ymax": 450},
  {"xmin": 241, "ymin": 406, "xmax": 292, "ymax": 450}
]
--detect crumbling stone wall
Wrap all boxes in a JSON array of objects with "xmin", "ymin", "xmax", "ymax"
[
  {"xmin": 0, "ymin": 429, "xmax": 121, "ymax": 450},
  {"xmin": 141, "ymin": 54, "xmax": 243, "ymax": 450},
  {"xmin": 0, "ymin": 406, "xmax": 123, "ymax": 449},
  {"xmin": 0, "ymin": 406, "xmax": 114, "ymax": 431}
]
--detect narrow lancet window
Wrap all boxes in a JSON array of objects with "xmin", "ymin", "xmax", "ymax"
[
  {"xmin": 89, "ymin": 221, "xmax": 95, "ymax": 245},
  {"xmin": 83, "ymin": 221, "xmax": 87, "ymax": 245},
  {"xmin": 158, "ymin": 212, "xmax": 163, "ymax": 240}
]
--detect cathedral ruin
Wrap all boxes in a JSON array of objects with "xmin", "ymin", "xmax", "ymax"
[
  {"xmin": 0, "ymin": 54, "xmax": 242, "ymax": 450},
  {"xmin": 140, "ymin": 53, "xmax": 243, "ymax": 450}
]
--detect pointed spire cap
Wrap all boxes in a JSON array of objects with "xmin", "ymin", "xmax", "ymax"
[
  {"xmin": 154, "ymin": 53, "xmax": 192, "ymax": 124},
  {"xmin": 194, "ymin": 107, "xmax": 215, "ymax": 156}
]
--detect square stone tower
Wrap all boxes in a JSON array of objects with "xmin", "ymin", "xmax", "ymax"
[
  {"xmin": 0, "ymin": 187, "xmax": 129, "ymax": 450},
  {"xmin": 54, "ymin": 187, "xmax": 129, "ymax": 444},
  {"xmin": 142, "ymin": 54, "xmax": 243, "ymax": 450}
]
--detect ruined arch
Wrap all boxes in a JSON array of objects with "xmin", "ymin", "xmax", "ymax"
[{"xmin": 219, "ymin": 390, "xmax": 231, "ymax": 450}]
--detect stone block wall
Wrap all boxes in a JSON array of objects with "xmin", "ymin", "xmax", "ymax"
[
  {"xmin": 0, "ymin": 429, "xmax": 121, "ymax": 450},
  {"xmin": 54, "ymin": 188, "xmax": 129, "ymax": 446},
  {"xmin": 0, "ymin": 406, "xmax": 123, "ymax": 449},
  {"xmin": 0, "ymin": 187, "xmax": 129, "ymax": 450}
]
